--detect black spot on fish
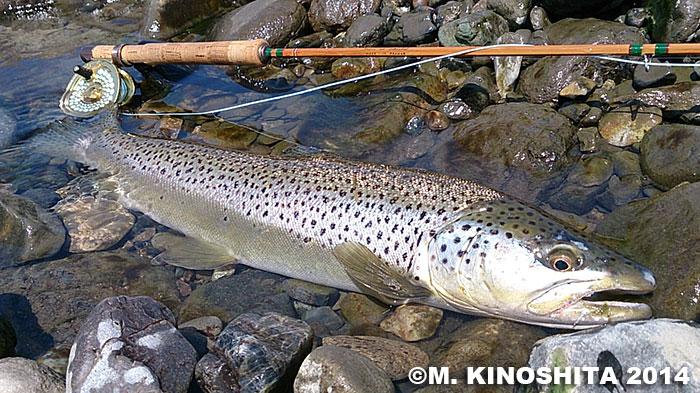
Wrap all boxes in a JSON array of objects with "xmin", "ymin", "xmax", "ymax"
[{"xmin": 440, "ymin": 244, "xmax": 447, "ymax": 252}]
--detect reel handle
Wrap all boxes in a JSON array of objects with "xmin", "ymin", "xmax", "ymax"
[{"xmin": 81, "ymin": 39, "xmax": 270, "ymax": 67}]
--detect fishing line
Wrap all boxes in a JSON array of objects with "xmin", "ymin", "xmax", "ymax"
[{"xmin": 123, "ymin": 44, "xmax": 534, "ymax": 117}]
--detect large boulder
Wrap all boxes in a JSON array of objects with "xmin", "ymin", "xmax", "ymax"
[
  {"xmin": 595, "ymin": 182, "xmax": 700, "ymax": 321},
  {"xmin": 526, "ymin": 319, "xmax": 700, "ymax": 393},
  {"xmin": 640, "ymin": 124, "xmax": 700, "ymax": 190},
  {"xmin": 210, "ymin": 0, "xmax": 307, "ymax": 47},
  {"xmin": 308, "ymin": 0, "xmax": 381, "ymax": 32},
  {"xmin": 647, "ymin": 0, "xmax": 700, "ymax": 42},
  {"xmin": 518, "ymin": 19, "xmax": 645, "ymax": 103},
  {"xmin": 0, "ymin": 357, "xmax": 64, "ymax": 393},
  {"xmin": 141, "ymin": 0, "xmax": 238, "ymax": 40},
  {"xmin": 66, "ymin": 296, "xmax": 197, "ymax": 393}
]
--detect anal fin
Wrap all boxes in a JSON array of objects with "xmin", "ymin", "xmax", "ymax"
[
  {"xmin": 332, "ymin": 242, "xmax": 431, "ymax": 305},
  {"xmin": 151, "ymin": 232, "xmax": 236, "ymax": 270}
]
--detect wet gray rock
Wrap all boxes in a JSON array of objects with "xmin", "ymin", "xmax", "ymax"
[
  {"xmin": 453, "ymin": 102, "xmax": 577, "ymax": 177},
  {"xmin": 301, "ymin": 306, "xmax": 345, "ymax": 332},
  {"xmin": 331, "ymin": 56, "xmax": 385, "ymax": 79},
  {"xmin": 0, "ymin": 357, "xmax": 64, "ymax": 393},
  {"xmin": 309, "ymin": 0, "xmax": 380, "ymax": 32},
  {"xmin": 178, "ymin": 269, "xmax": 294, "ymax": 324},
  {"xmin": 647, "ymin": 0, "xmax": 700, "ymax": 42},
  {"xmin": 0, "ymin": 251, "xmax": 181, "ymax": 358},
  {"xmin": 428, "ymin": 318, "xmax": 546, "ymax": 389},
  {"xmin": 558, "ymin": 103, "xmax": 591, "ymax": 124},
  {"xmin": 282, "ymin": 279, "xmax": 340, "ymax": 306},
  {"xmin": 488, "ymin": 0, "xmax": 530, "ymax": 29},
  {"xmin": 549, "ymin": 156, "xmax": 613, "ymax": 215},
  {"xmin": 66, "ymin": 296, "xmax": 197, "ymax": 393},
  {"xmin": 198, "ymin": 312, "xmax": 313, "ymax": 393},
  {"xmin": 633, "ymin": 62, "xmax": 677, "ymax": 90},
  {"xmin": 598, "ymin": 104, "xmax": 663, "ymax": 147},
  {"xmin": 435, "ymin": 1, "xmax": 469, "ymax": 27},
  {"xmin": 424, "ymin": 110, "xmax": 450, "ymax": 131},
  {"xmin": 576, "ymin": 127, "xmax": 600, "ymax": 153},
  {"xmin": 323, "ymin": 335, "xmax": 429, "ymax": 380},
  {"xmin": 439, "ymin": 10, "xmax": 508, "ymax": 46},
  {"xmin": 559, "ymin": 76, "xmax": 596, "ymax": 99},
  {"xmin": 142, "ymin": 0, "xmax": 233, "ymax": 40},
  {"xmin": 612, "ymin": 82, "xmax": 700, "ymax": 122},
  {"xmin": 55, "ymin": 196, "xmax": 135, "ymax": 253},
  {"xmin": 345, "ymin": 14, "xmax": 388, "ymax": 47},
  {"xmin": 456, "ymin": 66, "xmax": 497, "ymax": 113},
  {"xmin": 179, "ymin": 316, "xmax": 222, "ymax": 350},
  {"xmin": 379, "ymin": 304, "xmax": 442, "ymax": 342},
  {"xmin": 611, "ymin": 150, "xmax": 641, "ymax": 177},
  {"xmin": 625, "ymin": 7, "xmax": 647, "ymax": 28},
  {"xmin": 518, "ymin": 18, "xmax": 645, "ymax": 103},
  {"xmin": 529, "ymin": 5, "xmax": 549, "ymax": 30},
  {"xmin": 211, "ymin": 0, "xmax": 307, "ymax": 47},
  {"xmin": 384, "ymin": 9, "xmax": 437, "ymax": 45},
  {"xmin": 439, "ymin": 98, "xmax": 475, "ymax": 120},
  {"xmin": 294, "ymin": 345, "xmax": 394, "ymax": 393},
  {"xmin": 0, "ymin": 316, "xmax": 16, "ymax": 359},
  {"xmin": 0, "ymin": 190, "xmax": 65, "ymax": 267},
  {"xmin": 640, "ymin": 124, "xmax": 700, "ymax": 190},
  {"xmin": 596, "ymin": 182, "xmax": 700, "ymax": 320},
  {"xmin": 494, "ymin": 31, "xmax": 525, "ymax": 100},
  {"xmin": 526, "ymin": 319, "xmax": 700, "ymax": 393}
]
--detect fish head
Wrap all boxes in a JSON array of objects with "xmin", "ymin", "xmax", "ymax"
[{"xmin": 424, "ymin": 199, "xmax": 655, "ymax": 329}]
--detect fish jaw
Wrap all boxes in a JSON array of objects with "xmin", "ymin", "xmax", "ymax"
[{"xmin": 526, "ymin": 266, "xmax": 656, "ymax": 329}]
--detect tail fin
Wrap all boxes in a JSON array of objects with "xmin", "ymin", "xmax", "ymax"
[{"xmin": 14, "ymin": 110, "xmax": 120, "ymax": 163}]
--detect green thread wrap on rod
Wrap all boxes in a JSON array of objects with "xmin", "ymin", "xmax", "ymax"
[
  {"xmin": 630, "ymin": 44, "xmax": 642, "ymax": 56},
  {"xmin": 264, "ymin": 47, "xmax": 272, "ymax": 58},
  {"xmin": 655, "ymin": 43, "xmax": 669, "ymax": 55}
]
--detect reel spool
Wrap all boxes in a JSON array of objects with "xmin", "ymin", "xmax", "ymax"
[{"xmin": 59, "ymin": 59, "xmax": 135, "ymax": 117}]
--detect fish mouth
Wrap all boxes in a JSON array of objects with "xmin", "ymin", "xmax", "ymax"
[{"xmin": 527, "ymin": 274, "xmax": 655, "ymax": 329}]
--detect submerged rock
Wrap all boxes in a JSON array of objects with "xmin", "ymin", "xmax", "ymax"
[
  {"xmin": 549, "ymin": 156, "xmax": 612, "ymax": 215},
  {"xmin": 612, "ymin": 82, "xmax": 700, "ymax": 122},
  {"xmin": 640, "ymin": 124, "xmax": 700, "ymax": 190},
  {"xmin": 294, "ymin": 345, "xmax": 394, "ymax": 393},
  {"xmin": 66, "ymin": 296, "xmax": 197, "ymax": 393},
  {"xmin": 379, "ymin": 304, "xmax": 443, "ymax": 342},
  {"xmin": 0, "ymin": 251, "xmax": 181, "ymax": 358},
  {"xmin": 55, "ymin": 196, "xmax": 135, "ymax": 253},
  {"xmin": 282, "ymin": 279, "xmax": 340, "ymax": 307},
  {"xmin": 322, "ymin": 335, "xmax": 429, "ymax": 380},
  {"xmin": 633, "ymin": 62, "xmax": 677, "ymax": 90},
  {"xmin": 428, "ymin": 318, "xmax": 546, "ymax": 389},
  {"xmin": 308, "ymin": 0, "xmax": 380, "ymax": 32},
  {"xmin": 598, "ymin": 104, "xmax": 663, "ymax": 147},
  {"xmin": 452, "ymin": 102, "xmax": 576, "ymax": 177},
  {"xmin": 141, "ymin": 0, "xmax": 232, "ymax": 40},
  {"xmin": 211, "ymin": 0, "xmax": 307, "ymax": 47},
  {"xmin": 178, "ymin": 269, "xmax": 293, "ymax": 323},
  {"xmin": 0, "ymin": 357, "xmax": 64, "ymax": 393},
  {"xmin": 0, "ymin": 190, "xmax": 65, "ymax": 267},
  {"xmin": 198, "ymin": 312, "xmax": 313, "ymax": 393},
  {"xmin": 526, "ymin": 319, "xmax": 700, "ymax": 393},
  {"xmin": 337, "ymin": 293, "xmax": 389, "ymax": 325},
  {"xmin": 596, "ymin": 182, "xmax": 700, "ymax": 320}
]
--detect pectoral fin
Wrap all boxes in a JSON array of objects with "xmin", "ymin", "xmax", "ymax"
[
  {"xmin": 332, "ymin": 242, "xmax": 431, "ymax": 305},
  {"xmin": 151, "ymin": 232, "xmax": 236, "ymax": 270}
]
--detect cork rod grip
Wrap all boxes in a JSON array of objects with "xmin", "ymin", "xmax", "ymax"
[{"xmin": 88, "ymin": 40, "xmax": 269, "ymax": 66}]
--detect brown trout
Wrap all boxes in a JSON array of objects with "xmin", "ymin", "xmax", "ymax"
[{"xmin": 24, "ymin": 113, "xmax": 655, "ymax": 329}]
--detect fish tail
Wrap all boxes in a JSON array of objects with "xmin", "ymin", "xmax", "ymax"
[{"xmin": 15, "ymin": 110, "xmax": 119, "ymax": 164}]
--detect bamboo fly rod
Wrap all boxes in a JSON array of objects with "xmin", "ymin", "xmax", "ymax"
[{"xmin": 81, "ymin": 40, "xmax": 700, "ymax": 67}]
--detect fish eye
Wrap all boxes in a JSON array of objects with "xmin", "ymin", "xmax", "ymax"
[{"xmin": 547, "ymin": 250, "xmax": 577, "ymax": 272}]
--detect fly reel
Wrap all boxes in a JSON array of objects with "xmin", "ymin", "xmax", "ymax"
[{"xmin": 59, "ymin": 59, "xmax": 135, "ymax": 117}]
